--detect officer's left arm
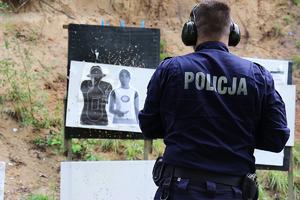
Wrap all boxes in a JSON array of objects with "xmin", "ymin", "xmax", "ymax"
[{"xmin": 138, "ymin": 62, "xmax": 168, "ymax": 139}]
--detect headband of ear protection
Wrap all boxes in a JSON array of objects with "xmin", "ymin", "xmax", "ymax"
[{"xmin": 181, "ymin": 5, "xmax": 241, "ymax": 47}]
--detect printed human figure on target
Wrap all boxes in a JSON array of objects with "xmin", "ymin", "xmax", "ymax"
[
  {"xmin": 108, "ymin": 69, "xmax": 139, "ymax": 124},
  {"xmin": 80, "ymin": 65, "xmax": 112, "ymax": 126}
]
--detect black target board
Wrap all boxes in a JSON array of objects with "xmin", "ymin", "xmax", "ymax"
[
  {"xmin": 67, "ymin": 23, "xmax": 160, "ymax": 71},
  {"xmin": 65, "ymin": 24, "xmax": 160, "ymax": 139}
]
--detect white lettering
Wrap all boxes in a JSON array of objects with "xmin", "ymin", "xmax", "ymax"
[
  {"xmin": 228, "ymin": 77, "xmax": 237, "ymax": 95},
  {"xmin": 185, "ymin": 72, "xmax": 194, "ymax": 89},
  {"xmin": 206, "ymin": 74, "xmax": 214, "ymax": 91},
  {"xmin": 217, "ymin": 76, "xmax": 227, "ymax": 95},
  {"xmin": 237, "ymin": 78, "xmax": 248, "ymax": 95},
  {"xmin": 213, "ymin": 76, "xmax": 218, "ymax": 92},
  {"xmin": 195, "ymin": 72, "xmax": 205, "ymax": 90},
  {"xmin": 184, "ymin": 72, "xmax": 247, "ymax": 95}
]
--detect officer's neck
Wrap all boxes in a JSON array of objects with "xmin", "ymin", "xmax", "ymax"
[{"xmin": 194, "ymin": 37, "xmax": 228, "ymax": 51}]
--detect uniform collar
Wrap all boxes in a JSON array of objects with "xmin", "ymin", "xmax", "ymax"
[{"xmin": 195, "ymin": 41, "xmax": 229, "ymax": 52}]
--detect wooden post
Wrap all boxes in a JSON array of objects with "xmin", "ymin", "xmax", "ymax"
[
  {"xmin": 63, "ymin": 138, "xmax": 72, "ymax": 161},
  {"xmin": 66, "ymin": 139, "xmax": 73, "ymax": 161},
  {"xmin": 288, "ymin": 147, "xmax": 294, "ymax": 200},
  {"xmin": 144, "ymin": 140, "xmax": 153, "ymax": 160},
  {"xmin": 62, "ymin": 26, "xmax": 71, "ymax": 161},
  {"xmin": 63, "ymin": 24, "xmax": 69, "ymax": 29},
  {"xmin": 63, "ymin": 98, "xmax": 73, "ymax": 161}
]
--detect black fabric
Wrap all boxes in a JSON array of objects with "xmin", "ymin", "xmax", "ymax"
[
  {"xmin": 163, "ymin": 165, "xmax": 244, "ymax": 188},
  {"xmin": 173, "ymin": 178, "xmax": 234, "ymax": 190}
]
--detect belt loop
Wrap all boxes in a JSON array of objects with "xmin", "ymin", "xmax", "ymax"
[
  {"xmin": 160, "ymin": 166, "xmax": 174, "ymax": 200},
  {"xmin": 232, "ymin": 186, "xmax": 242, "ymax": 198},
  {"xmin": 206, "ymin": 181, "xmax": 216, "ymax": 198},
  {"xmin": 160, "ymin": 177, "xmax": 171, "ymax": 200},
  {"xmin": 178, "ymin": 178, "xmax": 189, "ymax": 195}
]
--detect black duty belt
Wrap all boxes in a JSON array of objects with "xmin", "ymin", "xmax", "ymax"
[{"xmin": 162, "ymin": 164, "xmax": 244, "ymax": 188}]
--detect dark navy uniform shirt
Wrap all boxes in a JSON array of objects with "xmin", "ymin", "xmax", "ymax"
[{"xmin": 139, "ymin": 41, "xmax": 290, "ymax": 176}]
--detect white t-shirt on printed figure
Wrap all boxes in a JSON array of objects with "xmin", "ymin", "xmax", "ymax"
[
  {"xmin": 110, "ymin": 87, "xmax": 138, "ymax": 124},
  {"xmin": 108, "ymin": 69, "xmax": 139, "ymax": 125}
]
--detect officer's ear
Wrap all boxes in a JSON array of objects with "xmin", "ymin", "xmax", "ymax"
[
  {"xmin": 228, "ymin": 22, "xmax": 241, "ymax": 46},
  {"xmin": 181, "ymin": 21, "xmax": 197, "ymax": 46}
]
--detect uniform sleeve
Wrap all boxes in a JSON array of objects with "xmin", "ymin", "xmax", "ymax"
[
  {"xmin": 255, "ymin": 66, "xmax": 290, "ymax": 152},
  {"xmin": 138, "ymin": 61, "xmax": 169, "ymax": 139}
]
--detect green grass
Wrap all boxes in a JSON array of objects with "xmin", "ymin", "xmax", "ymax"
[
  {"xmin": 123, "ymin": 140, "xmax": 144, "ymax": 160},
  {"xmin": 258, "ymin": 142, "xmax": 300, "ymax": 199},
  {"xmin": 26, "ymin": 192, "xmax": 56, "ymax": 200},
  {"xmin": 256, "ymin": 173, "xmax": 271, "ymax": 200},
  {"xmin": 294, "ymin": 142, "xmax": 300, "ymax": 165},
  {"xmin": 99, "ymin": 139, "xmax": 121, "ymax": 153},
  {"xmin": 266, "ymin": 171, "xmax": 289, "ymax": 195},
  {"xmin": 26, "ymin": 194, "xmax": 52, "ymax": 200},
  {"xmin": 293, "ymin": 55, "xmax": 300, "ymax": 69}
]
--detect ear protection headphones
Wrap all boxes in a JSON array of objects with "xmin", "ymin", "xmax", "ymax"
[{"xmin": 181, "ymin": 5, "xmax": 241, "ymax": 47}]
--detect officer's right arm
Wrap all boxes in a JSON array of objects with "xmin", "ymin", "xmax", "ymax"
[{"xmin": 254, "ymin": 67, "xmax": 290, "ymax": 153}]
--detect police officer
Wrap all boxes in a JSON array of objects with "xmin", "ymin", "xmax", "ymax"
[{"xmin": 138, "ymin": 0, "xmax": 290, "ymax": 199}]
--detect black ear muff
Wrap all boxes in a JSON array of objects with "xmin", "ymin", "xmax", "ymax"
[
  {"xmin": 181, "ymin": 5, "xmax": 198, "ymax": 46},
  {"xmin": 182, "ymin": 4, "xmax": 241, "ymax": 47},
  {"xmin": 228, "ymin": 22, "xmax": 241, "ymax": 47},
  {"xmin": 181, "ymin": 21, "xmax": 197, "ymax": 46}
]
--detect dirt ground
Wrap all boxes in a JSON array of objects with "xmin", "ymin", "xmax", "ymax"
[{"xmin": 0, "ymin": 0, "xmax": 300, "ymax": 199}]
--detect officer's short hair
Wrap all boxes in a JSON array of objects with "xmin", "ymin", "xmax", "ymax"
[{"xmin": 194, "ymin": 0, "xmax": 231, "ymax": 40}]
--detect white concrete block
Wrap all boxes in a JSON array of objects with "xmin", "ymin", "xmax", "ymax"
[
  {"xmin": 0, "ymin": 162, "xmax": 5, "ymax": 200},
  {"xmin": 60, "ymin": 160, "xmax": 157, "ymax": 200}
]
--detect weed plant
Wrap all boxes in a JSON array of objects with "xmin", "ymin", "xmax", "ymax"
[
  {"xmin": 284, "ymin": 15, "xmax": 291, "ymax": 24},
  {"xmin": 293, "ymin": 0, "xmax": 300, "ymax": 5},
  {"xmin": 160, "ymin": 40, "xmax": 169, "ymax": 62},
  {"xmin": 274, "ymin": 23, "xmax": 281, "ymax": 36},
  {"xmin": 293, "ymin": 55, "xmax": 300, "ymax": 69},
  {"xmin": 0, "ymin": 1, "xmax": 54, "ymax": 129}
]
